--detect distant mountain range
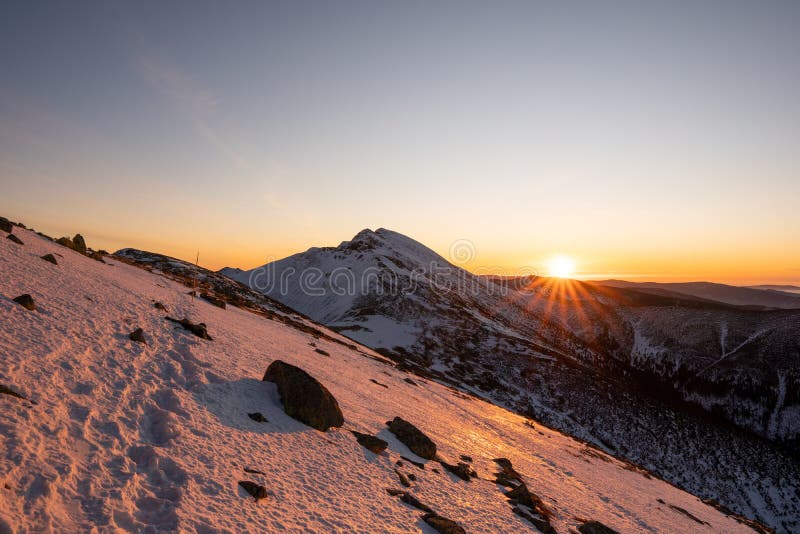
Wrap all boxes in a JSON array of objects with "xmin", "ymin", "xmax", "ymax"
[
  {"xmin": 593, "ymin": 279, "xmax": 800, "ymax": 309},
  {"xmin": 221, "ymin": 228, "xmax": 800, "ymax": 531}
]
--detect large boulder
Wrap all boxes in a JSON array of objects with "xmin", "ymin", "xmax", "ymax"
[
  {"xmin": 262, "ymin": 360, "xmax": 344, "ymax": 431},
  {"xmin": 386, "ymin": 417, "xmax": 436, "ymax": 460}
]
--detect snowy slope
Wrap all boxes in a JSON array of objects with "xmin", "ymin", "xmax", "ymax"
[
  {"xmin": 223, "ymin": 228, "xmax": 800, "ymax": 532},
  {"xmin": 0, "ymin": 227, "xmax": 762, "ymax": 533}
]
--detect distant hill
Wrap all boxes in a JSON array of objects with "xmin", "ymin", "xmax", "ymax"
[{"xmin": 593, "ymin": 279, "xmax": 800, "ymax": 309}]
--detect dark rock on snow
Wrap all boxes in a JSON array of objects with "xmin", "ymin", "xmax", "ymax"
[
  {"xmin": 165, "ymin": 317, "xmax": 213, "ymax": 340},
  {"xmin": 0, "ymin": 217, "xmax": 13, "ymax": 233},
  {"xmin": 72, "ymin": 234, "xmax": 87, "ymax": 254},
  {"xmin": 40, "ymin": 254, "xmax": 58, "ymax": 265},
  {"xmin": 248, "ymin": 412, "xmax": 268, "ymax": 423},
  {"xmin": 238, "ymin": 480, "xmax": 268, "ymax": 501},
  {"xmin": 314, "ymin": 348, "xmax": 330, "ymax": 357},
  {"xmin": 154, "ymin": 302, "xmax": 167, "ymax": 311},
  {"xmin": 200, "ymin": 292, "xmax": 227, "ymax": 309},
  {"xmin": 262, "ymin": 360, "xmax": 344, "ymax": 431},
  {"xmin": 394, "ymin": 469, "xmax": 411, "ymax": 488},
  {"xmin": 422, "ymin": 513, "xmax": 466, "ymax": 534},
  {"xmin": 398, "ymin": 491, "xmax": 433, "ymax": 513},
  {"xmin": 12, "ymin": 294, "xmax": 35, "ymax": 311},
  {"xmin": 0, "ymin": 385, "xmax": 27, "ymax": 400},
  {"xmin": 386, "ymin": 417, "xmax": 437, "ymax": 460},
  {"xmin": 6, "ymin": 234, "xmax": 23, "ymax": 245},
  {"xmin": 440, "ymin": 460, "xmax": 477, "ymax": 481},
  {"xmin": 129, "ymin": 328, "xmax": 146, "ymax": 343},
  {"xmin": 578, "ymin": 520, "xmax": 620, "ymax": 534},
  {"xmin": 351, "ymin": 430, "xmax": 388, "ymax": 454}
]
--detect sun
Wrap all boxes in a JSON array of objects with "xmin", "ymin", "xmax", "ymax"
[{"xmin": 546, "ymin": 255, "xmax": 575, "ymax": 278}]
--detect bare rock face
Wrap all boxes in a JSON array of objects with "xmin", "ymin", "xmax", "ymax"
[
  {"xmin": 386, "ymin": 417, "xmax": 436, "ymax": 460},
  {"xmin": 262, "ymin": 360, "xmax": 344, "ymax": 431},
  {"xmin": 12, "ymin": 294, "xmax": 35, "ymax": 311}
]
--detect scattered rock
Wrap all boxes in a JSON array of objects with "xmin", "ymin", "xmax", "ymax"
[
  {"xmin": 386, "ymin": 417, "xmax": 436, "ymax": 460},
  {"xmin": 370, "ymin": 378, "xmax": 388, "ymax": 388},
  {"xmin": 578, "ymin": 520, "xmax": 620, "ymax": 534},
  {"xmin": 40, "ymin": 254, "xmax": 58, "ymax": 265},
  {"xmin": 394, "ymin": 469, "xmax": 411, "ymax": 487},
  {"xmin": 200, "ymin": 293, "xmax": 227, "ymax": 309},
  {"xmin": 154, "ymin": 302, "xmax": 167, "ymax": 311},
  {"xmin": 238, "ymin": 480, "xmax": 268, "ymax": 501},
  {"xmin": 422, "ymin": 513, "xmax": 466, "ymax": 534},
  {"xmin": 72, "ymin": 234, "xmax": 87, "ymax": 254},
  {"xmin": 262, "ymin": 360, "xmax": 344, "ymax": 431},
  {"xmin": 248, "ymin": 412, "xmax": 268, "ymax": 423},
  {"xmin": 314, "ymin": 348, "xmax": 330, "ymax": 357},
  {"xmin": 0, "ymin": 385, "xmax": 26, "ymax": 400},
  {"xmin": 440, "ymin": 461, "xmax": 477, "ymax": 481},
  {"xmin": 6, "ymin": 234, "xmax": 23, "ymax": 245},
  {"xmin": 129, "ymin": 328, "xmax": 146, "ymax": 344},
  {"xmin": 351, "ymin": 430, "xmax": 388, "ymax": 454},
  {"xmin": 0, "ymin": 217, "xmax": 12, "ymax": 233},
  {"xmin": 12, "ymin": 294, "xmax": 35, "ymax": 311},
  {"xmin": 165, "ymin": 317, "xmax": 213, "ymax": 340},
  {"xmin": 398, "ymin": 491, "xmax": 433, "ymax": 513}
]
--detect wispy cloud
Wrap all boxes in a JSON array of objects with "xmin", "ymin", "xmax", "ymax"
[{"xmin": 139, "ymin": 55, "xmax": 249, "ymax": 171}]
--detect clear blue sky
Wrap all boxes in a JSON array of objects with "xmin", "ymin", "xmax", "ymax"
[{"xmin": 1, "ymin": 1, "xmax": 799, "ymax": 283}]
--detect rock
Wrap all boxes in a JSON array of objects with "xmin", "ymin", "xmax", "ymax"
[
  {"xmin": 403, "ymin": 377, "xmax": 418, "ymax": 386},
  {"xmin": 400, "ymin": 456, "xmax": 426, "ymax": 470},
  {"xmin": 399, "ymin": 491, "xmax": 433, "ymax": 513},
  {"xmin": 460, "ymin": 455, "xmax": 473, "ymax": 463},
  {"xmin": 200, "ymin": 293, "xmax": 227, "ymax": 309},
  {"xmin": 248, "ymin": 412, "xmax": 268, "ymax": 423},
  {"xmin": 493, "ymin": 457, "xmax": 522, "ymax": 485},
  {"xmin": 0, "ymin": 385, "xmax": 26, "ymax": 400},
  {"xmin": 370, "ymin": 378, "xmax": 388, "ymax": 388},
  {"xmin": 40, "ymin": 254, "xmax": 58, "ymax": 265},
  {"xmin": 407, "ymin": 473, "xmax": 417, "ymax": 481},
  {"xmin": 394, "ymin": 469, "xmax": 411, "ymax": 487},
  {"xmin": 0, "ymin": 217, "xmax": 12, "ymax": 233},
  {"xmin": 165, "ymin": 317, "xmax": 213, "ymax": 340},
  {"xmin": 422, "ymin": 513, "xmax": 466, "ymax": 534},
  {"xmin": 262, "ymin": 360, "xmax": 344, "ymax": 431},
  {"xmin": 56, "ymin": 236, "xmax": 73, "ymax": 249},
  {"xmin": 243, "ymin": 467, "xmax": 266, "ymax": 475},
  {"xmin": 72, "ymin": 234, "xmax": 87, "ymax": 254},
  {"xmin": 129, "ymin": 328, "xmax": 146, "ymax": 343},
  {"xmin": 314, "ymin": 348, "xmax": 330, "ymax": 357},
  {"xmin": 351, "ymin": 430, "xmax": 388, "ymax": 454},
  {"xmin": 387, "ymin": 417, "xmax": 436, "ymax": 460},
  {"xmin": 238, "ymin": 480, "xmax": 268, "ymax": 501},
  {"xmin": 578, "ymin": 520, "xmax": 620, "ymax": 534},
  {"xmin": 440, "ymin": 461, "xmax": 476, "ymax": 481},
  {"xmin": 154, "ymin": 302, "xmax": 167, "ymax": 311},
  {"xmin": 6, "ymin": 234, "xmax": 23, "ymax": 245},
  {"xmin": 12, "ymin": 294, "xmax": 35, "ymax": 311}
]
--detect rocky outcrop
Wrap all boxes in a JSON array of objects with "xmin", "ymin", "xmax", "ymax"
[{"xmin": 262, "ymin": 360, "xmax": 344, "ymax": 431}]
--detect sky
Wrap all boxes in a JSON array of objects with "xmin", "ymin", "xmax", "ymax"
[{"xmin": 1, "ymin": 1, "xmax": 799, "ymax": 284}]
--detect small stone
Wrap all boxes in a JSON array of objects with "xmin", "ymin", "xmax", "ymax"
[
  {"xmin": 460, "ymin": 455, "xmax": 473, "ymax": 463},
  {"xmin": 422, "ymin": 513, "xmax": 466, "ymax": 534},
  {"xmin": 12, "ymin": 294, "xmax": 35, "ymax": 311},
  {"xmin": 238, "ymin": 480, "xmax": 268, "ymax": 501},
  {"xmin": 351, "ymin": 430, "xmax": 388, "ymax": 454},
  {"xmin": 40, "ymin": 254, "xmax": 58, "ymax": 265},
  {"xmin": 394, "ymin": 469, "xmax": 411, "ymax": 487},
  {"xmin": 129, "ymin": 328, "xmax": 146, "ymax": 343},
  {"xmin": 6, "ymin": 234, "xmax": 23, "ymax": 245},
  {"xmin": 248, "ymin": 412, "xmax": 268, "ymax": 423},
  {"xmin": 314, "ymin": 348, "xmax": 330, "ymax": 357},
  {"xmin": 154, "ymin": 302, "xmax": 167, "ymax": 311}
]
